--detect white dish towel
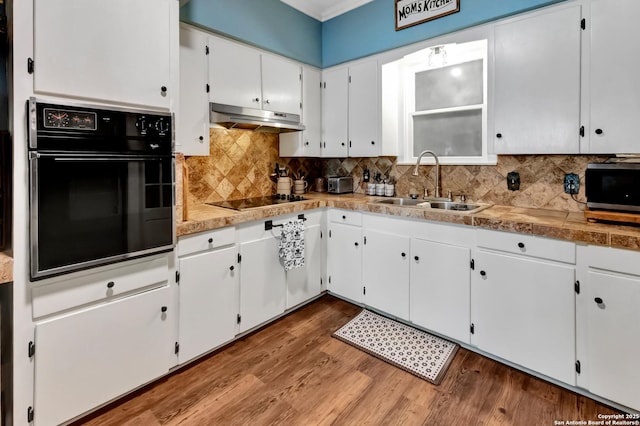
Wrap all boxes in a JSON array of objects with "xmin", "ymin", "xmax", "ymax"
[{"xmin": 278, "ymin": 219, "xmax": 305, "ymax": 271}]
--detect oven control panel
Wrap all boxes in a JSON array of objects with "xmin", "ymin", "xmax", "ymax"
[{"xmin": 44, "ymin": 107, "xmax": 97, "ymax": 130}]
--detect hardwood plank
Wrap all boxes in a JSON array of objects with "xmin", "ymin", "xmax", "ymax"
[{"xmin": 73, "ymin": 295, "xmax": 620, "ymax": 426}]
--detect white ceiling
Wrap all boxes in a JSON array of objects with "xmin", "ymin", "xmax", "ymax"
[{"xmin": 280, "ymin": 0, "xmax": 374, "ymax": 22}]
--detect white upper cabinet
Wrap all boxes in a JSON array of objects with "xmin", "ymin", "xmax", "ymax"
[
  {"xmin": 209, "ymin": 36, "xmax": 262, "ymax": 110},
  {"xmin": 347, "ymin": 60, "xmax": 380, "ymax": 157},
  {"xmin": 33, "ymin": 0, "xmax": 175, "ymax": 110},
  {"xmin": 261, "ymin": 54, "xmax": 302, "ymax": 115},
  {"xmin": 177, "ymin": 25, "xmax": 210, "ymax": 156},
  {"xmin": 321, "ymin": 67, "xmax": 349, "ymax": 157},
  {"xmin": 279, "ymin": 65, "xmax": 322, "ymax": 157},
  {"xmin": 493, "ymin": 4, "xmax": 582, "ymax": 154},
  {"xmin": 209, "ymin": 35, "xmax": 301, "ymax": 115},
  {"xmin": 321, "ymin": 60, "xmax": 380, "ymax": 157},
  {"xmin": 582, "ymin": 0, "xmax": 640, "ymax": 154}
]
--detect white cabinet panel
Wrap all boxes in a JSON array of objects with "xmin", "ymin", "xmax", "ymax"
[
  {"xmin": 410, "ymin": 239, "xmax": 471, "ymax": 344},
  {"xmin": 261, "ymin": 54, "xmax": 301, "ymax": 115},
  {"xmin": 327, "ymin": 222, "xmax": 362, "ymax": 303},
  {"xmin": 33, "ymin": 0, "xmax": 173, "ymax": 109},
  {"xmin": 286, "ymin": 222, "xmax": 322, "ymax": 309},
  {"xmin": 178, "ymin": 245, "xmax": 238, "ymax": 364},
  {"xmin": 209, "ymin": 36, "xmax": 301, "ymax": 115},
  {"xmin": 321, "ymin": 67, "xmax": 349, "ymax": 157},
  {"xmin": 472, "ymin": 251, "xmax": 576, "ymax": 385},
  {"xmin": 34, "ymin": 286, "xmax": 174, "ymax": 426},
  {"xmin": 585, "ymin": 0, "xmax": 640, "ymax": 154},
  {"xmin": 279, "ymin": 66, "xmax": 322, "ymax": 157},
  {"xmin": 362, "ymin": 229, "xmax": 410, "ymax": 319},
  {"xmin": 493, "ymin": 4, "xmax": 581, "ymax": 154},
  {"xmin": 348, "ymin": 60, "xmax": 380, "ymax": 157},
  {"xmin": 583, "ymin": 270, "xmax": 640, "ymax": 410},
  {"xmin": 322, "ymin": 61, "xmax": 380, "ymax": 158},
  {"xmin": 177, "ymin": 25, "xmax": 210, "ymax": 156},
  {"xmin": 239, "ymin": 235, "xmax": 286, "ymax": 333},
  {"xmin": 209, "ymin": 36, "xmax": 262, "ymax": 110}
]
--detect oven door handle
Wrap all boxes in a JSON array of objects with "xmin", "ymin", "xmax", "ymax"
[{"xmin": 29, "ymin": 152, "xmax": 170, "ymax": 161}]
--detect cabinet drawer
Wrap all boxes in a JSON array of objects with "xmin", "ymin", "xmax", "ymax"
[
  {"xmin": 477, "ymin": 229, "xmax": 575, "ymax": 264},
  {"xmin": 178, "ymin": 227, "xmax": 236, "ymax": 257},
  {"xmin": 328, "ymin": 209, "xmax": 362, "ymax": 226},
  {"xmin": 32, "ymin": 256, "xmax": 170, "ymax": 319}
]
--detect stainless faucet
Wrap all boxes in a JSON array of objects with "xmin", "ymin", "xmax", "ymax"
[{"xmin": 413, "ymin": 150, "xmax": 444, "ymax": 199}]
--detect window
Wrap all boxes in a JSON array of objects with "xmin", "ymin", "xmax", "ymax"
[{"xmin": 382, "ymin": 39, "xmax": 495, "ymax": 165}]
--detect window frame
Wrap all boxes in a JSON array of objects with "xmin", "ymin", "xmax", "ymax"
[{"xmin": 399, "ymin": 39, "xmax": 495, "ymax": 165}]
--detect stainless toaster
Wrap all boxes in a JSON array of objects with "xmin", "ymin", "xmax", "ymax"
[{"xmin": 327, "ymin": 176, "xmax": 353, "ymax": 194}]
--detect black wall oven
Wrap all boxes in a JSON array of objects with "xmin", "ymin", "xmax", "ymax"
[{"xmin": 28, "ymin": 98, "xmax": 175, "ymax": 280}]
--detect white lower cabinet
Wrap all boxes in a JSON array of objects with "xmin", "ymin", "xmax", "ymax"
[
  {"xmin": 286, "ymin": 218, "xmax": 323, "ymax": 309},
  {"xmin": 362, "ymin": 229, "xmax": 410, "ymax": 319},
  {"xmin": 577, "ymin": 245, "xmax": 640, "ymax": 411},
  {"xmin": 34, "ymin": 285, "xmax": 174, "ymax": 426},
  {"xmin": 472, "ymin": 240, "xmax": 576, "ymax": 385},
  {"xmin": 178, "ymin": 245, "xmax": 239, "ymax": 363},
  {"xmin": 326, "ymin": 210, "xmax": 363, "ymax": 303},
  {"xmin": 410, "ymin": 238, "xmax": 471, "ymax": 344},
  {"xmin": 239, "ymin": 228, "xmax": 287, "ymax": 333},
  {"xmin": 238, "ymin": 211, "xmax": 323, "ymax": 333}
]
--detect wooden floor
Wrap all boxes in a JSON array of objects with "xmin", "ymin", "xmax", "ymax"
[{"xmin": 75, "ymin": 295, "xmax": 619, "ymax": 426}]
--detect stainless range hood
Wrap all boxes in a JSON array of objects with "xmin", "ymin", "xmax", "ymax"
[{"xmin": 210, "ymin": 103, "xmax": 305, "ymax": 133}]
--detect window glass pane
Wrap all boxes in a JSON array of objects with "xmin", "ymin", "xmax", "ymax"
[
  {"xmin": 415, "ymin": 60, "xmax": 483, "ymax": 111},
  {"xmin": 413, "ymin": 109, "xmax": 482, "ymax": 157}
]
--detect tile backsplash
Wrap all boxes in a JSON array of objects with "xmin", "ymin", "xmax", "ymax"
[{"xmin": 184, "ymin": 128, "xmax": 608, "ymax": 213}]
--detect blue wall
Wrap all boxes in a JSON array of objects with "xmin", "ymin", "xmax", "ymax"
[
  {"xmin": 180, "ymin": 0, "xmax": 323, "ymax": 67},
  {"xmin": 180, "ymin": 0, "xmax": 566, "ymax": 68},
  {"xmin": 323, "ymin": 0, "xmax": 565, "ymax": 67}
]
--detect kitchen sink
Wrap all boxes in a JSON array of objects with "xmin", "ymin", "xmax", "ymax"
[{"xmin": 372, "ymin": 198, "xmax": 490, "ymax": 213}]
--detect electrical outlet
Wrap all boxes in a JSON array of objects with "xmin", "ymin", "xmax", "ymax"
[{"xmin": 564, "ymin": 173, "xmax": 580, "ymax": 195}]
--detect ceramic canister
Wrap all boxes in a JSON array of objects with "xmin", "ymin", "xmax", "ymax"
[{"xmin": 276, "ymin": 177, "xmax": 293, "ymax": 196}]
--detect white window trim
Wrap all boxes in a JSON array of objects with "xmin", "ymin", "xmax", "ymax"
[{"xmin": 397, "ymin": 39, "xmax": 496, "ymax": 165}]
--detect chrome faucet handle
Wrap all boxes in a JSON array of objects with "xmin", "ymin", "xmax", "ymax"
[
  {"xmin": 446, "ymin": 190, "xmax": 453, "ymax": 201},
  {"xmin": 458, "ymin": 193, "xmax": 467, "ymax": 202}
]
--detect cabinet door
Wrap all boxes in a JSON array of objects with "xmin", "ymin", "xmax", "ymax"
[
  {"xmin": 327, "ymin": 223, "xmax": 362, "ymax": 303},
  {"xmin": 493, "ymin": 4, "xmax": 581, "ymax": 154},
  {"xmin": 586, "ymin": 0, "xmax": 640, "ymax": 153},
  {"xmin": 410, "ymin": 239, "xmax": 471, "ymax": 343},
  {"xmin": 286, "ymin": 223, "xmax": 322, "ymax": 309},
  {"xmin": 261, "ymin": 54, "xmax": 301, "ymax": 115},
  {"xmin": 33, "ymin": 0, "xmax": 172, "ymax": 109},
  {"xmin": 472, "ymin": 251, "xmax": 576, "ymax": 385},
  {"xmin": 209, "ymin": 36, "xmax": 262, "ymax": 110},
  {"xmin": 177, "ymin": 26, "xmax": 209, "ymax": 156},
  {"xmin": 279, "ymin": 66, "xmax": 322, "ymax": 157},
  {"xmin": 362, "ymin": 229, "xmax": 410, "ymax": 319},
  {"xmin": 239, "ymin": 236, "xmax": 286, "ymax": 333},
  {"xmin": 178, "ymin": 246, "xmax": 238, "ymax": 364},
  {"xmin": 348, "ymin": 60, "xmax": 380, "ymax": 157},
  {"xmin": 34, "ymin": 286, "xmax": 174, "ymax": 426},
  {"xmin": 584, "ymin": 270, "xmax": 640, "ymax": 410},
  {"xmin": 321, "ymin": 67, "xmax": 349, "ymax": 157}
]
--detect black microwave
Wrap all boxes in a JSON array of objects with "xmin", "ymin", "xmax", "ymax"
[{"xmin": 585, "ymin": 162, "xmax": 640, "ymax": 213}]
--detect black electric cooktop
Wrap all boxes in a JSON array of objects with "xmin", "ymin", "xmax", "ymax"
[{"xmin": 207, "ymin": 194, "xmax": 305, "ymax": 211}]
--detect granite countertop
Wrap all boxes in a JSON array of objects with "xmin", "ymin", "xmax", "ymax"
[
  {"xmin": 0, "ymin": 251, "xmax": 13, "ymax": 284},
  {"xmin": 177, "ymin": 192, "xmax": 640, "ymax": 251}
]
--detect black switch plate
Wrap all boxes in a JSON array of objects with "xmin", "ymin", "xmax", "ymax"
[{"xmin": 507, "ymin": 171, "xmax": 520, "ymax": 191}]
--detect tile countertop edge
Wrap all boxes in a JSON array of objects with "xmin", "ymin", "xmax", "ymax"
[
  {"xmin": 179, "ymin": 193, "xmax": 640, "ymax": 252},
  {"xmin": 0, "ymin": 251, "xmax": 13, "ymax": 284}
]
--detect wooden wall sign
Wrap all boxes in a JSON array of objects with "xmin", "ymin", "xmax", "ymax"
[{"xmin": 395, "ymin": 0, "xmax": 460, "ymax": 31}]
